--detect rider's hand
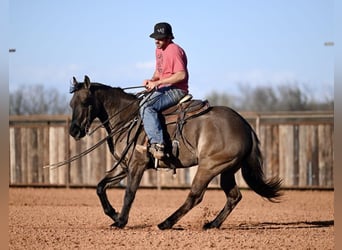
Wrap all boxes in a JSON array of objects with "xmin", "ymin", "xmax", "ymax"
[
  {"xmin": 142, "ymin": 79, "xmax": 149, "ymax": 88},
  {"xmin": 143, "ymin": 79, "xmax": 159, "ymax": 91}
]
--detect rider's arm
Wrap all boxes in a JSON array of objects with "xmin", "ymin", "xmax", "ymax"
[
  {"xmin": 151, "ymin": 70, "xmax": 160, "ymax": 81},
  {"xmin": 145, "ymin": 70, "xmax": 187, "ymax": 90},
  {"xmin": 156, "ymin": 70, "xmax": 187, "ymax": 86}
]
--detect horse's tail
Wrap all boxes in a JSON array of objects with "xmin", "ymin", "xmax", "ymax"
[{"xmin": 241, "ymin": 129, "xmax": 282, "ymax": 202}]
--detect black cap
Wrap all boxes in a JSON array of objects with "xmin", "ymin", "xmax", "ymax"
[{"xmin": 149, "ymin": 22, "xmax": 174, "ymax": 40}]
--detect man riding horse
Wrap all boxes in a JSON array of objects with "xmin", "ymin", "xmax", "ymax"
[
  {"xmin": 139, "ymin": 22, "xmax": 189, "ymax": 160},
  {"xmin": 67, "ymin": 22, "xmax": 282, "ymax": 230}
]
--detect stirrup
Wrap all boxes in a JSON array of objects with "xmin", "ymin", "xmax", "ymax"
[{"xmin": 149, "ymin": 143, "xmax": 165, "ymax": 160}]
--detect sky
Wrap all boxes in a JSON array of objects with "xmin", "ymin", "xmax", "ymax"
[{"xmin": 9, "ymin": 0, "xmax": 334, "ymax": 101}]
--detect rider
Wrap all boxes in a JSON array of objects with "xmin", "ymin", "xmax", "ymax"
[{"xmin": 139, "ymin": 22, "xmax": 189, "ymax": 160}]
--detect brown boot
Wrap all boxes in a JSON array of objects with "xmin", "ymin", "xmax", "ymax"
[{"xmin": 149, "ymin": 143, "xmax": 165, "ymax": 160}]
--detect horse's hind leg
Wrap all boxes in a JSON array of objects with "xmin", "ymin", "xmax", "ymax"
[
  {"xmin": 203, "ymin": 170, "xmax": 242, "ymax": 229},
  {"xmin": 158, "ymin": 168, "xmax": 213, "ymax": 230},
  {"xmin": 96, "ymin": 169, "xmax": 127, "ymax": 223}
]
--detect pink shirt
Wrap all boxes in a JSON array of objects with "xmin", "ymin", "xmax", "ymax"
[{"xmin": 155, "ymin": 42, "xmax": 189, "ymax": 93}]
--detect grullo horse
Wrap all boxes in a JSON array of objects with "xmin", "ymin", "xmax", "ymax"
[{"xmin": 69, "ymin": 75, "xmax": 282, "ymax": 230}]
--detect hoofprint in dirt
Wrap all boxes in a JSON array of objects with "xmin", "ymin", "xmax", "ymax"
[{"xmin": 9, "ymin": 188, "xmax": 334, "ymax": 250}]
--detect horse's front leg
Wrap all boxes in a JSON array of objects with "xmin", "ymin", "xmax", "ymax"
[
  {"xmin": 111, "ymin": 165, "xmax": 146, "ymax": 228},
  {"xmin": 96, "ymin": 170, "xmax": 127, "ymax": 223}
]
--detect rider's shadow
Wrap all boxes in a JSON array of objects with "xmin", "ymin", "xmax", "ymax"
[
  {"xmin": 220, "ymin": 220, "xmax": 334, "ymax": 230},
  {"xmin": 116, "ymin": 220, "xmax": 334, "ymax": 231}
]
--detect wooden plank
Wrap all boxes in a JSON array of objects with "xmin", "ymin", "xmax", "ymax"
[
  {"xmin": 26, "ymin": 128, "xmax": 33, "ymax": 184},
  {"xmin": 42, "ymin": 127, "xmax": 50, "ymax": 183},
  {"xmin": 9, "ymin": 128, "xmax": 16, "ymax": 184},
  {"xmin": 187, "ymin": 166, "xmax": 198, "ymax": 186},
  {"xmin": 259, "ymin": 125, "xmax": 267, "ymax": 176},
  {"xmin": 36, "ymin": 128, "xmax": 43, "ymax": 183},
  {"xmin": 263, "ymin": 125, "xmax": 279, "ymax": 180},
  {"xmin": 311, "ymin": 126, "xmax": 319, "ymax": 186},
  {"xmin": 279, "ymin": 125, "xmax": 294, "ymax": 187},
  {"xmin": 80, "ymin": 139, "xmax": 88, "ymax": 184},
  {"xmin": 20, "ymin": 128, "xmax": 28, "ymax": 184},
  {"xmin": 299, "ymin": 125, "xmax": 319, "ymax": 187},
  {"xmin": 293, "ymin": 125, "xmax": 300, "ymax": 186},
  {"xmin": 85, "ymin": 135, "xmax": 93, "ymax": 185},
  {"xmin": 298, "ymin": 126, "xmax": 308, "ymax": 187},
  {"xmin": 27, "ymin": 128, "xmax": 39, "ymax": 183},
  {"xmin": 87, "ymin": 131, "xmax": 97, "ymax": 186},
  {"xmin": 49, "ymin": 127, "xmax": 58, "ymax": 184},
  {"xmin": 318, "ymin": 124, "xmax": 333, "ymax": 187},
  {"xmin": 270, "ymin": 125, "xmax": 280, "ymax": 179},
  {"xmin": 91, "ymin": 129, "xmax": 107, "ymax": 184},
  {"xmin": 14, "ymin": 128, "xmax": 21, "ymax": 184},
  {"xmin": 235, "ymin": 169, "xmax": 246, "ymax": 188},
  {"xmin": 57, "ymin": 126, "xmax": 67, "ymax": 185},
  {"xmin": 140, "ymin": 170, "xmax": 150, "ymax": 187},
  {"xmin": 64, "ymin": 123, "xmax": 71, "ymax": 187},
  {"xmin": 69, "ymin": 134, "xmax": 78, "ymax": 184},
  {"xmin": 141, "ymin": 170, "xmax": 156, "ymax": 187}
]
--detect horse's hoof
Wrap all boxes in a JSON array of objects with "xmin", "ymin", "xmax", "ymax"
[
  {"xmin": 158, "ymin": 221, "xmax": 172, "ymax": 230},
  {"xmin": 110, "ymin": 221, "xmax": 126, "ymax": 229},
  {"xmin": 203, "ymin": 222, "xmax": 213, "ymax": 230},
  {"xmin": 203, "ymin": 221, "xmax": 220, "ymax": 230}
]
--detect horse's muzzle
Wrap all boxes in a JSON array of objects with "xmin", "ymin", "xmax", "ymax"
[{"xmin": 69, "ymin": 122, "xmax": 86, "ymax": 140}]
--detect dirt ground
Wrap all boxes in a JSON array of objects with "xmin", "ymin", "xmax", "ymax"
[{"xmin": 9, "ymin": 187, "xmax": 334, "ymax": 249}]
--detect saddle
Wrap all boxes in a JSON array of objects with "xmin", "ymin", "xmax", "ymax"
[
  {"xmin": 162, "ymin": 94, "xmax": 210, "ymax": 125},
  {"xmin": 162, "ymin": 95, "xmax": 210, "ymax": 162},
  {"xmin": 137, "ymin": 94, "xmax": 210, "ymax": 171}
]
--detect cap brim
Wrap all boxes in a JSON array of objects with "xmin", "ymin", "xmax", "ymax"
[{"xmin": 149, "ymin": 33, "xmax": 167, "ymax": 39}]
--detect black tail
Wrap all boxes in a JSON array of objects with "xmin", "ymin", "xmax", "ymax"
[{"xmin": 241, "ymin": 130, "xmax": 282, "ymax": 202}]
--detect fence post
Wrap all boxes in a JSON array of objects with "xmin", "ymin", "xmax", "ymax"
[
  {"xmin": 65, "ymin": 117, "xmax": 71, "ymax": 188},
  {"xmin": 255, "ymin": 114, "xmax": 260, "ymax": 136}
]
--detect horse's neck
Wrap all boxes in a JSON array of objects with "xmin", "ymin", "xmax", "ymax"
[{"xmin": 99, "ymin": 89, "xmax": 139, "ymax": 128}]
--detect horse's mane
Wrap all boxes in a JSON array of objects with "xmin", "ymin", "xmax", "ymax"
[
  {"xmin": 70, "ymin": 81, "xmax": 138, "ymax": 100},
  {"xmin": 92, "ymin": 83, "xmax": 139, "ymax": 102}
]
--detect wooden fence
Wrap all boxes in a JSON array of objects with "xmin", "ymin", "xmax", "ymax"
[{"xmin": 9, "ymin": 111, "xmax": 334, "ymax": 189}]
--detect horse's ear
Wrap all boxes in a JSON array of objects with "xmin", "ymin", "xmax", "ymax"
[
  {"xmin": 84, "ymin": 75, "xmax": 91, "ymax": 89},
  {"xmin": 72, "ymin": 76, "xmax": 78, "ymax": 86},
  {"xmin": 70, "ymin": 76, "xmax": 78, "ymax": 93}
]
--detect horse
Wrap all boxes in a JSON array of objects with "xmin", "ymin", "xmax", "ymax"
[{"xmin": 69, "ymin": 75, "xmax": 282, "ymax": 230}]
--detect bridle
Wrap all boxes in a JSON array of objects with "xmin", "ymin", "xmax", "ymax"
[
  {"xmin": 44, "ymin": 85, "xmax": 156, "ymax": 170},
  {"xmin": 85, "ymin": 104, "xmax": 93, "ymax": 134}
]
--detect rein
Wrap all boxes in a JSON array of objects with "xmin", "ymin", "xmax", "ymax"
[
  {"xmin": 122, "ymin": 86, "xmax": 146, "ymax": 90},
  {"xmin": 43, "ymin": 117, "xmax": 139, "ymax": 170},
  {"xmin": 44, "ymin": 87, "xmax": 156, "ymax": 171},
  {"xmin": 87, "ymin": 88, "xmax": 148, "ymax": 136}
]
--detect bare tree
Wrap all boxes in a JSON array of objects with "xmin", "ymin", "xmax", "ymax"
[
  {"xmin": 10, "ymin": 83, "xmax": 333, "ymax": 115},
  {"xmin": 206, "ymin": 83, "xmax": 333, "ymax": 112},
  {"xmin": 238, "ymin": 85, "xmax": 278, "ymax": 111},
  {"xmin": 10, "ymin": 84, "xmax": 70, "ymax": 115},
  {"xmin": 206, "ymin": 91, "xmax": 236, "ymax": 107},
  {"xmin": 276, "ymin": 85, "xmax": 308, "ymax": 111}
]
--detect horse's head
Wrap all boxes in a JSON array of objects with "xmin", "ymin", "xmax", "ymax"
[{"xmin": 69, "ymin": 75, "xmax": 99, "ymax": 140}]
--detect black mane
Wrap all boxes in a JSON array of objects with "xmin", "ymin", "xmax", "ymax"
[{"xmin": 70, "ymin": 81, "xmax": 137, "ymax": 100}]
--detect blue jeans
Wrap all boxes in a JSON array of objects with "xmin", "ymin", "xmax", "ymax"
[{"xmin": 139, "ymin": 87, "xmax": 186, "ymax": 144}]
